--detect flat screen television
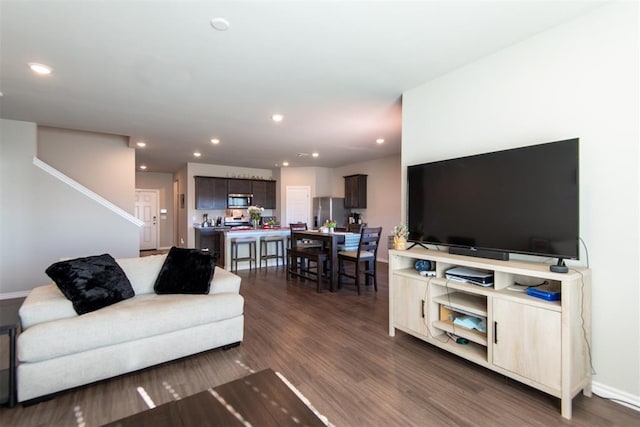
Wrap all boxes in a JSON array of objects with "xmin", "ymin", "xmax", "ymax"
[{"xmin": 407, "ymin": 138, "xmax": 579, "ymax": 261}]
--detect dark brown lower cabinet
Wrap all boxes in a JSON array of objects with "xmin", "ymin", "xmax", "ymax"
[{"xmin": 194, "ymin": 228, "xmax": 225, "ymax": 267}]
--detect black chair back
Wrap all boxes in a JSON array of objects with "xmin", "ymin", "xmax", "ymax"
[
  {"xmin": 289, "ymin": 222, "xmax": 308, "ymax": 232},
  {"xmin": 358, "ymin": 227, "xmax": 382, "ymax": 259}
]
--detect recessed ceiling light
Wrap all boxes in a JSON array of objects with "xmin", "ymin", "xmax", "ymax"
[
  {"xmin": 28, "ymin": 62, "xmax": 53, "ymax": 75},
  {"xmin": 210, "ymin": 18, "xmax": 230, "ymax": 31},
  {"xmin": 139, "ymin": 165, "xmax": 147, "ymax": 170},
  {"xmin": 376, "ymin": 138, "xmax": 385, "ymax": 144},
  {"xmin": 312, "ymin": 152, "xmax": 319, "ymax": 158},
  {"xmin": 193, "ymin": 152, "xmax": 202, "ymax": 158},
  {"xmin": 136, "ymin": 141, "xmax": 147, "ymax": 148},
  {"xmin": 210, "ymin": 138, "xmax": 220, "ymax": 144},
  {"xmin": 282, "ymin": 161, "xmax": 289, "ymax": 167},
  {"xmin": 271, "ymin": 114, "xmax": 284, "ymax": 123}
]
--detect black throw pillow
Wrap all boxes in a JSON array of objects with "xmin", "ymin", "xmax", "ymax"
[
  {"xmin": 46, "ymin": 254, "xmax": 134, "ymax": 315},
  {"xmin": 154, "ymin": 247, "xmax": 216, "ymax": 294}
]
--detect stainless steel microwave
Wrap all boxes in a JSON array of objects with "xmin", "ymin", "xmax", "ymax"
[{"xmin": 227, "ymin": 194, "xmax": 253, "ymax": 208}]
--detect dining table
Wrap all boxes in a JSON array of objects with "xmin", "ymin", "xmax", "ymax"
[{"xmin": 290, "ymin": 230, "xmax": 359, "ymax": 292}]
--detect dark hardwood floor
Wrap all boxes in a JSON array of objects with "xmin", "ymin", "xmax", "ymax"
[{"xmin": 1, "ymin": 263, "xmax": 638, "ymax": 426}]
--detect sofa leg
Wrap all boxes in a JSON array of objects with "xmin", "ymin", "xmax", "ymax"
[{"xmin": 221, "ymin": 341, "xmax": 241, "ymax": 350}]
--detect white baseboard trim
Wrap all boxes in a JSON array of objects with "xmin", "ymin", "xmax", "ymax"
[
  {"xmin": 0, "ymin": 290, "xmax": 30, "ymax": 300},
  {"xmin": 592, "ymin": 381, "xmax": 640, "ymax": 412}
]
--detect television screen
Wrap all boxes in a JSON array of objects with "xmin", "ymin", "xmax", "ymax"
[{"xmin": 407, "ymin": 138, "xmax": 579, "ymax": 260}]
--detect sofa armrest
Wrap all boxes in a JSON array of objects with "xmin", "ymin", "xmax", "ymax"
[
  {"xmin": 209, "ymin": 267, "xmax": 241, "ymax": 294},
  {"xmin": 19, "ymin": 284, "xmax": 78, "ymax": 330}
]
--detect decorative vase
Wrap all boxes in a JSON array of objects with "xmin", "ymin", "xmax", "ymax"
[
  {"xmin": 251, "ymin": 219, "xmax": 259, "ymax": 229},
  {"xmin": 394, "ymin": 236, "xmax": 407, "ymax": 250},
  {"xmin": 328, "ymin": 227, "xmax": 334, "ymax": 233}
]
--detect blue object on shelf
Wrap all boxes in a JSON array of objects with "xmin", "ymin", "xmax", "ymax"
[
  {"xmin": 527, "ymin": 284, "xmax": 561, "ymax": 301},
  {"xmin": 415, "ymin": 260, "xmax": 432, "ymax": 271}
]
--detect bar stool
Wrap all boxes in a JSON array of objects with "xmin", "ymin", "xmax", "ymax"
[
  {"xmin": 230, "ymin": 237, "xmax": 257, "ymax": 272},
  {"xmin": 260, "ymin": 236, "xmax": 285, "ymax": 268}
]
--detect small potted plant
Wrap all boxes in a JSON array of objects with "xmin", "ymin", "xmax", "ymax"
[
  {"xmin": 326, "ymin": 220, "xmax": 337, "ymax": 233},
  {"xmin": 393, "ymin": 224, "xmax": 409, "ymax": 250}
]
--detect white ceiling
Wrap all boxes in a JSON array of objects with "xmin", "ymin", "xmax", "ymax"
[{"xmin": 0, "ymin": 1, "xmax": 604, "ymax": 173}]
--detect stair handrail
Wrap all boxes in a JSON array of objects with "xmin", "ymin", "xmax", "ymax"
[{"xmin": 33, "ymin": 156, "xmax": 144, "ymax": 227}]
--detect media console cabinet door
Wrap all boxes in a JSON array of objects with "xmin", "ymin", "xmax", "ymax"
[
  {"xmin": 492, "ymin": 298, "xmax": 561, "ymax": 391},
  {"xmin": 392, "ymin": 276, "xmax": 429, "ymax": 337}
]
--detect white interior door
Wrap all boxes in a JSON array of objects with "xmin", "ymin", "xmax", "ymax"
[
  {"xmin": 285, "ymin": 186, "xmax": 311, "ymax": 226},
  {"xmin": 135, "ymin": 189, "xmax": 159, "ymax": 250}
]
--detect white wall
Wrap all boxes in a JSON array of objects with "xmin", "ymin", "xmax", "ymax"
[
  {"xmin": 279, "ymin": 160, "xmax": 402, "ymax": 257},
  {"xmin": 402, "ymin": 3, "xmax": 639, "ymax": 403},
  {"xmin": 333, "ymin": 155, "xmax": 402, "ymax": 262},
  {"xmin": 279, "ymin": 167, "xmax": 325, "ymax": 226},
  {"xmin": 38, "ymin": 126, "xmax": 134, "ymax": 213},
  {"xmin": 135, "ymin": 171, "xmax": 175, "ymax": 249},
  {"xmin": 0, "ymin": 119, "xmax": 139, "ymax": 296}
]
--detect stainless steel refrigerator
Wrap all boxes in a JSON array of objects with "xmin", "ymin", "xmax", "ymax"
[{"xmin": 312, "ymin": 197, "xmax": 349, "ymax": 228}]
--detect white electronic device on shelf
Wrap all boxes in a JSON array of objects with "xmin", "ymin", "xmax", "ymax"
[{"xmin": 445, "ymin": 267, "xmax": 494, "ymax": 286}]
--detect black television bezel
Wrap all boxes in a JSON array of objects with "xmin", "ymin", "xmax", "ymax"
[{"xmin": 406, "ymin": 138, "xmax": 580, "ymax": 261}]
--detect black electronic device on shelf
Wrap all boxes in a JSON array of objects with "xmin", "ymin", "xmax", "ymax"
[{"xmin": 407, "ymin": 138, "xmax": 579, "ymax": 265}]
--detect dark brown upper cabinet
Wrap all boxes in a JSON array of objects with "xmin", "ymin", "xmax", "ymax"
[
  {"xmin": 227, "ymin": 179, "xmax": 252, "ymax": 194},
  {"xmin": 195, "ymin": 176, "xmax": 228, "ymax": 210},
  {"xmin": 344, "ymin": 174, "xmax": 367, "ymax": 209},
  {"xmin": 252, "ymin": 180, "xmax": 276, "ymax": 209}
]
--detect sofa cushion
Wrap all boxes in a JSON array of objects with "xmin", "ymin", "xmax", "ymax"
[
  {"xmin": 154, "ymin": 247, "xmax": 215, "ymax": 294},
  {"xmin": 116, "ymin": 254, "xmax": 167, "ymax": 295},
  {"xmin": 20, "ymin": 265, "xmax": 241, "ymax": 330},
  {"xmin": 45, "ymin": 254, "xmax": 134, "ymax": 315},
  {"xmin": 18, "ymin": 292, "xmax": 244, "ymax": 363}
]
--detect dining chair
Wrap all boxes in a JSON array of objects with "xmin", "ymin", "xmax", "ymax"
[
  {"xmin": 288, "ymin": 222, "xmax": 309, "ymax": 245},
  {"xmin": 286, "ymin": 223, "xmax": 328, "ymax": 292},
  {"xmin": 337, "ymin": 227, "xmax": 382, "ymax": 294},
  {"xmin": 288, "ymin": 223, "xmax": 322, "ymax": 249}
]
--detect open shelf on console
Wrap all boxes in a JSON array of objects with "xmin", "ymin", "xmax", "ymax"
[
  {"xmin": 429, "ymin": 329, "xmax": 487, "ymax": 364},
  {"xmin": 432, "ymin": 292, "xmax": 487, "ymax": 317},
  {"xmin": 432, "ymin": 320, "xmax": 487, "ymax": 346},
  {"xmin": 393, "ymin": 267, "xmax": 436, "ymax": 281},
  {"xmin": 494, "ymin": 288, "xmax": 562, "ymax": 311}
]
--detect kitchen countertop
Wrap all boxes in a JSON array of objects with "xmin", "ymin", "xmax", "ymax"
[
  {"xmin": 194, "ymin": 226, "xmax": 230, "ymax": 231},
  {"xmin": 224, "ymin": 227, "xmax": 289, "ymax": 233},
  {"xmin": 194, "ymin": 226, "xmax": 290, "ymax": 232}
]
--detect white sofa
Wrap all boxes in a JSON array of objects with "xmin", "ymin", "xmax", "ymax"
[{"xmin": 17, "ymin": 253, "xmax": 244, "ymax": 402}]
